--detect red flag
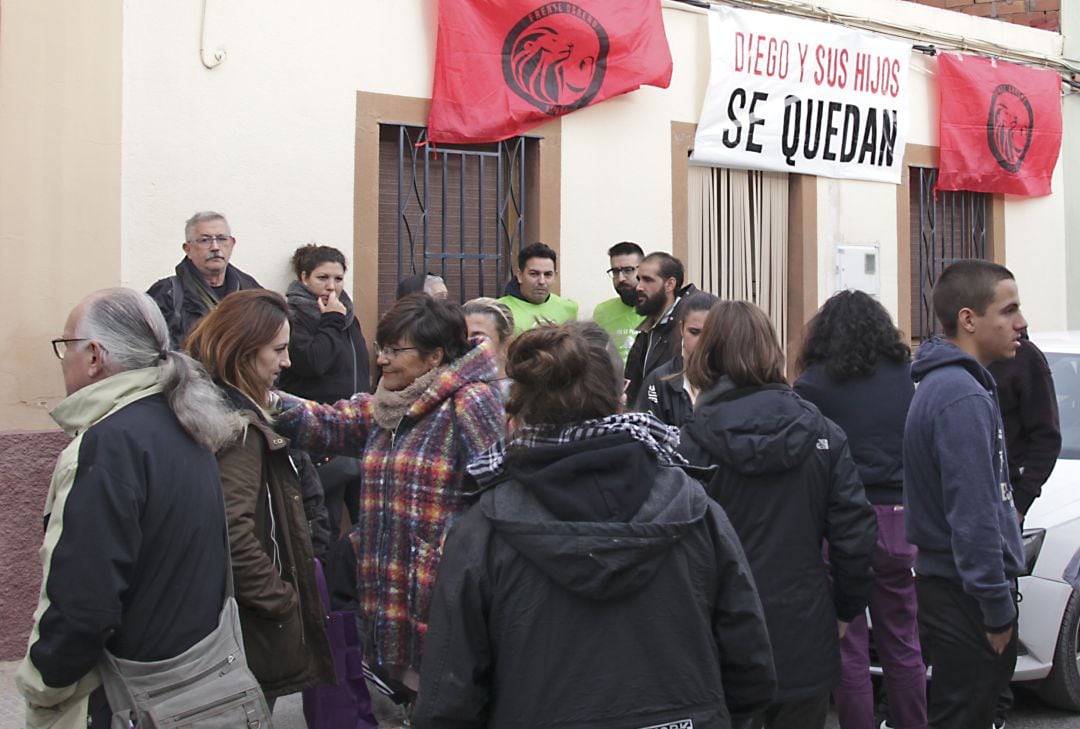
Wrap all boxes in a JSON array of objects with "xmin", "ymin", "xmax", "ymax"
[
  {"xmin": 936, "ymin": 53, "xmax": 1062, "ymax": 197},
  {"xmin": 428, "ymin": 0, "xmax": 673, "ymax": 144}
]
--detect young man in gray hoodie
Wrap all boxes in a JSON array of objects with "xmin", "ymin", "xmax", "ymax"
[{"xmin": 904, "ymin": 259, "xmax": 1026, "ymax": 728}]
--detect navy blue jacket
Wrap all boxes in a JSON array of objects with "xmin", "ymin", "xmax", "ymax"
[
  {"xmin": 903, "ymin": 337, "xmax": 1024, "ymax": 630},
  {"xmin": 794, "ymin": 359, "xmax": 913, "ymax": 504}
]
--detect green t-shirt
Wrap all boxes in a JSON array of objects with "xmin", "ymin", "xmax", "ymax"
[
  {"xmin": 498, "ymin": 293, "xmax": 579, "ymax": 335},
  {"xmin": 592, "ymin": 297, "xmax": 646, "ymax": 364}
]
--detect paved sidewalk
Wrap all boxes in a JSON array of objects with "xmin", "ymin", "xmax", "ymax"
[
  {"xmin": 1, "ymin": 661, "xmax": 23, "ymax": 729},
  {"xmin": 0, "ymin": 662, "xmax": 407, "ymax": 729}
]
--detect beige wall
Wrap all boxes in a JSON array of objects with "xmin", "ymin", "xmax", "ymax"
[
  {"xmin": 1, "ymin": 0, "xmax": 1072, "ymax": 434},
  {"xmin": 0, "ymin": 0, "xmax": 123, "ymax": 431}
]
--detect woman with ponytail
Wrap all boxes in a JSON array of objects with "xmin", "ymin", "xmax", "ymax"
[{"xmin": 413, "ymin": 322, "xmax": 775, "ymax": 729}]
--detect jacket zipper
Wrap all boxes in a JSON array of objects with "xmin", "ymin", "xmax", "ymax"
[
  {"xmin": 172, "ymin": 689, "xmax": 253, "ymax": 721},
  {"xmin": 145, "ymin": 654, "xmax": 235, "ymax": 698}
]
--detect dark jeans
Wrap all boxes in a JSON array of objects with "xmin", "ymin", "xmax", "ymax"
[
  {"xmin": 916, "ymin": 576, "xmax": 1017, "ymax": 729},
  {"xmin": 835, "ymin": 505, "xmax": 927, "ymax": 729}
]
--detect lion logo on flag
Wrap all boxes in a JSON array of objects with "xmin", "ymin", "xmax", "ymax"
[
  {"xmin": 502, "ymin": 5, "xmax": 609, "ymax": 115},
  {"xmin": 987, "ymin": 84, "xmax": 1034, "ymax": 174}
]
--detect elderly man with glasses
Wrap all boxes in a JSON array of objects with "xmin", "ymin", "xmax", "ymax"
[
  {"xmin": 590, "ymin": 241, "xmax": 646, "ymax": 365},
  {"xmin": 147, "ymin": 210, "xmax": 261, "ymax": 348}
]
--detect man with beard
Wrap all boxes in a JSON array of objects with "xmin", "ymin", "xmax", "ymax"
[
  {"xmin": 499, "ymin": 241, "xmax": 578, "ymax": 334},
  {"xmin": 147, "ymin": 211, "xmax": 261, "ymax": 348},
  {"xmin": 591, "ymin": 241, "xmax": 645, "ymax": 365},
  {"xmin": 624, "ymin": 252, "xmax": 697, "ymax": 406}
]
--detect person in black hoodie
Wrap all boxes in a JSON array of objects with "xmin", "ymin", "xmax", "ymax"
[
  {"xmin": 794, "ymin": 290, "xmax": 926, "ymax": 729},
  {"xmin": 280, "ymin": 244, "xmax": 371, "ymax": 536},
  {"xmin": 413, "ymin": 321, "xmax": 776, "ymax": 729},
  {"xmin": 680, "ymin": 300, "xmax": 876, "ymax": 729}
]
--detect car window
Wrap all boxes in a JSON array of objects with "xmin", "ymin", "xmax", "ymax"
[{"xmin": 1046, "ymin": 353, "xmax": 1080, "ymax": 460}]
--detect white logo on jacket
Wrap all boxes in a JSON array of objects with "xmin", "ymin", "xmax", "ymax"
[{"xmin": 638, "ymin": 721, "xmax": 693, "ymax": 729}]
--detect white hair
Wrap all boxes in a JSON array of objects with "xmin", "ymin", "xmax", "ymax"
[
  {"xmin": 184, "ymin": 210, "xmax": 230, "ymax": 242},
  {"xmin": 77, "ymin": 288, "xmax": 243, "ymax": 451}
]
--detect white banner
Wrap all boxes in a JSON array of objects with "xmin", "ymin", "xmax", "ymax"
[{"xmin": 692, "ymin": 6, "xmax": 912, "ymax": 184}]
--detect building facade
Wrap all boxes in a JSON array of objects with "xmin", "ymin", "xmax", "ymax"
[{"xmin": 0, "ymin": 0, "xmax": 1075, "ymax": 656}]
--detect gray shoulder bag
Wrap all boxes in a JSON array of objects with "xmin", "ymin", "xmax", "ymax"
[{"xmin": 98, "ymin": 515, "xmax": 272, "ymax": 728}]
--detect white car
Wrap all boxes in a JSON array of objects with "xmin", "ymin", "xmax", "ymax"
[{"xmin": 1017, "ymin": 332, "xmax": 1080, "ymax": 710}]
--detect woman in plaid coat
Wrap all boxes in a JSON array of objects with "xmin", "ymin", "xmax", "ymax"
[{"xmin": 276, "ymin": 294, "xmax": 505, "ymax": 697}]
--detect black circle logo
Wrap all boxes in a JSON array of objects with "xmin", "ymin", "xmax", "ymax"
[
  {"xmin": 986, "ymin": 84, "xmax": 1034, "ymax": 173},
  {"xmin": 502, "ymin": 4, "xmax": 609, "ymax": 116}
]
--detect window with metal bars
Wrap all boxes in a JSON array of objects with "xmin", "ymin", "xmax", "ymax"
[
  {"xmin": 909, "ymin": 166, "xmax": 990, "ymax": 341},
  {"xmin": 376, "ymin": 125, "xmax": 531, "ymax": 315}
]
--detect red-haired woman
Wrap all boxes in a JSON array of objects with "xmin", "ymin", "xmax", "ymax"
[{"xmin": 186, "ymin": 289, "xmax": 334, "ymax": 703}]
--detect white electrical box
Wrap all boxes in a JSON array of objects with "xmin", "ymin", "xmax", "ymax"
[{"xmin": 836, "ymin": 244, "xmax": 880, "ymax": 297}]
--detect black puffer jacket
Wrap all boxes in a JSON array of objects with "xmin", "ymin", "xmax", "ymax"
[
  {"xmin": 680, "ymin": 381, "xmax": 876, "ymax": 703},
  {"xmin": 414, "ymin": 433, "xmax": 776, "ymax": 729},
  {"xmin": 279, "ymin": 280, "xmax": 371, "ymax": 402}
]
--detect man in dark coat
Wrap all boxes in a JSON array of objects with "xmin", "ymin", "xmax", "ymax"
[
  {"xmin": 624, "ymin": 251, "xmax": 697, "ymax": 404},
  {"xmin": 17, "ymin": 288, "xmax": 240, "ymax": 728},
  {"xmin": 987, "ymin": 331, "xmax": 1061, "ymax": 729},
  {"xmin": 147, "ymin": 210, "xmax": 261, "ymax": 348}
]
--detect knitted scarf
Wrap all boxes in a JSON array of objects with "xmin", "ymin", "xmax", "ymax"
[{"xmin": 371, "ymin": 365, "xmax": 447, "ymax": 429}]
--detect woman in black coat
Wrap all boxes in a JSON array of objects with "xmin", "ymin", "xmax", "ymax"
[
  {"xmin": 679, "ymin": 300, "xmax": 876, "ymax": 729},
  {"xmin": 280, "ymin": 244, "xmax": 370, "ymax": 403},
  {"xmin": 413, "ymin": 322, "xmax": 776, "ymax": 729},
  {"xmin": 280, "ymin": 244, "xmax": 371, "ymax": 535}
]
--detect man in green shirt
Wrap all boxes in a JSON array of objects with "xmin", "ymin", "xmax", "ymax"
[
  {"xmin": 591, "ymin": 241, "xmax": 646, "ymax": 364},
  {"xmin": 499, "ymin": 242, "xmax": 578, "ymax": 334}
]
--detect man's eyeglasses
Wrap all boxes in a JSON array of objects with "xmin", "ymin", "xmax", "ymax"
[
  {"xmin": 375, "ymin": 344, "xmax": 419, "ymax": 359},
  {"xmin": 187, "ymin": 235, "xmax": 234, "ymax": 247},
  {"xmin": 51, "ymin": 338, "xmax": 89, "ymax": 360},
  {"xmin": 606, "ymin": 266, "xmax": 638, "ymax": 278}
]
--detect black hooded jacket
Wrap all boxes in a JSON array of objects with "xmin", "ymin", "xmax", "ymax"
[
  {"xmin": 279, "ymin": 280, "xmax": 371, "ymax": 403},
  {"xmin": 680, "ymin": 382, "xmax": 876, "ymax": 702},
  {"xmin": 413, "ymin": 433, "xmax": 776, "ymax": 729}
]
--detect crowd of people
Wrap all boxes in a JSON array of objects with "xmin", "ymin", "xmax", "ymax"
[{"xmin": 16, "ymin": 210, "xmax": 1062, "ymax": 729}]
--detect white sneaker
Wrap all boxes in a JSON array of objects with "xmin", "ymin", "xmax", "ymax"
[{"xmin": 879, "ymin": 722, "xmax": 893, "ymax": 729}]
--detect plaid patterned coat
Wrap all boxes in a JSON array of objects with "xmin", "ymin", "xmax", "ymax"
[{"xmin": 277, "ymin": 342, "xmax": 505, "ymax": 671}]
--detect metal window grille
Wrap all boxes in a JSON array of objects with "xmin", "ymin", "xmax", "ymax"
[
  {"xmin": 909, "ymin": 167, "xmax": 990, "ymax": 341},
  {"xmin": 377, "ymin": 125, "xmax": 528, "ymax": 314}
]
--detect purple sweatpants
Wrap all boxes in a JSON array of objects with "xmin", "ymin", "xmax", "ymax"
[{"xmin": 834, "ymin": 505, "xmax": 927, "ymax": 729}]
